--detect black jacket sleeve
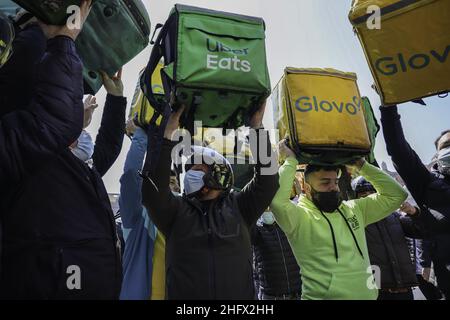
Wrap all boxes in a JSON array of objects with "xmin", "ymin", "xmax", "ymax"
[
  {"xmin": 0, "ymin": 36, "xmax": 83, "ymax": 187},
  {"xmin": 236, "ymin": 129, "xmax": 279, "ymax": 227},
  {"xmin": 380, "ymin": 106, "xmax": 435, "ymax": 205},
  {"xmin": 414, "ymin": 206, "xmax": 450, "ymax": 235},
  {"xmin": 141, "ymin": 138, "xmax": 181, "ymax": 236},
  {"xmin": 92, "ymin": 94, "xmax": 126, "ymax": 177},
  {"xmin": 381, "ymin": 106, "xmax": 450, "ymax": 221}
]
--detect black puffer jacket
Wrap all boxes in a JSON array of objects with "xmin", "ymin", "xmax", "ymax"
[
  {"xmin": 0, "ymin": 27, "xmax": 126, "ymax": 299},
  {"xmin": 0, "ymin": 33, "xmax": 83, "ymax": 280},
  {"xmin": 142, "ymin": 130, "xmax": 279, "ymax": 300},
  {"xmin": 365, "ymin": 212, "xmax": 423, "ymax": 289},
  {"xmin": 252, "ymin": 222, "xmax": 301, "ymax": 297},
  {"xmin": 0, "ymin": 24, "xmax": 47, "ymax": 116},
  {"xmin": 0, "ymin": 97, "xmax": 126, "ymax": 300}
]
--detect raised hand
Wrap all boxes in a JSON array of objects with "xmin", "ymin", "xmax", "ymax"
[
  {"xmin": 278, "ymin": 139, "xmax": 296, "ymax": 159},
  {"xmin": 83, "ymin": 94, "xmax": 98, "ymax": 129},
  {"xmin": 100, "ymin": 69, "xmax": 124, "ymax": 97}
]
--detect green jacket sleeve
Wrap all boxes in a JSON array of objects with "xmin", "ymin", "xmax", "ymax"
[
  {"xmin": 353, "ymin": 162, "xmax": 408, "ymax": 226},
  {"xmin": 270, "ymin": 157, "xmax": 300, "ymax": 235}
]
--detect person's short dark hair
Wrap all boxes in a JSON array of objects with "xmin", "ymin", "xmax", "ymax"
[
  {"xmin": 435, "ymin": 130, "xmax": 450, "ymax": 150},
  {"xmin": 304, "ymin": 164, "xmax": 341, "ymax": 183}
]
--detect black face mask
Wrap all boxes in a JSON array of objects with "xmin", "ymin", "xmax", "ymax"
[{"xmin": 310, "ymin": 187, "xmax": 343, "ymax": 213}]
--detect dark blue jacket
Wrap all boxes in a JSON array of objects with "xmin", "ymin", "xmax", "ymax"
[
  {"xmin": 0, "ymin": 99, "xmax": 126, "ymax": 300},
  {"xmin": 0, "ymin": 24, "xmax": 47, "ymax": 116},
  {"xmin": 0, "ymin": 36, "xmax": 83, "ymax": 187},
  {"xmin": 0, "ymin": 33, "xmax": 84, "ymax": 284},
  {"xmin": 0, "ymin": 27, "xmax": 126, "ymax": 299}
]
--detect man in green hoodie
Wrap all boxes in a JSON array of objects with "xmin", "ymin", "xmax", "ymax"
[{"xmin": 271, "ymin": 140, "xmax": 408, "ymax": 300}]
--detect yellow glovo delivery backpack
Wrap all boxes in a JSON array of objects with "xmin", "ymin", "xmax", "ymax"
[
  {"xmin": 349, "ymin": 0, "xmax": 450, "ymax": 105},
  {"xmin": 273, "ymin": 68, "xmax": 372, "ymax": 165},
  {"xmin": 128, "ymin": 63, "xmax": 165, "ymax": 130}
]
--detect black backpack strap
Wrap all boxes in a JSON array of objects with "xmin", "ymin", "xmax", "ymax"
[
  {"xmin": 14, "ymin": 12, "xmax": 34, "ymax": 29},
  {"xmin": 140, "ymin": 13, "xmax": 176, "ymax": 112}
]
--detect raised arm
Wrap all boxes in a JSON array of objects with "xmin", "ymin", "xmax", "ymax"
[
  {"xmin": 0, "ymin": 7, "xmax": 96, "ymax": 186},
  {"xmin": 350, "ymin": 160, "xmax": 408, "ymax": 226},
  {"xmin": 141, "ymin": 108, "xmax": 183, "ymax": 236},
  {"xmin": 119, "ymin": 126, "xmax": 148, "ymax": 228},
  {"xmin": 270, "ymin": 156, "xmax": 300, "ymax": 235},
  {"xmin": 236, "ymin": 130, "xmax": 279, "ymax": 227},
  {"xmin": 92, "ymin": 71, "xmax": 126, "ymax": 177},
  {"xmin": 380, "ymin": 106, "xmax": 434, "ymax": 205},
  {"xmin": 236, "ymin": 101, "xmax": 279, "ymax": 227}
]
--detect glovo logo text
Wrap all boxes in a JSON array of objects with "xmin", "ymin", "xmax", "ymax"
[
  {"xmin": 294, "ymin": 96, "xmax": 362, "ymax": 116},
  {"xmin": 375, "ymin": 44, "xmax": 449, "ymax": 76}
]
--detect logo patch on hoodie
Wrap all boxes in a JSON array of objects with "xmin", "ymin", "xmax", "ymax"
[{"xmin": 347, "ymin": 216, "xmax": 360, "ymax": 231}]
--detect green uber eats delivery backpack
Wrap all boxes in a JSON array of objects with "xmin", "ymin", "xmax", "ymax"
[
  {"xmin": 9, "ymin": 0, "xmax": 150, "ymax": 94},
  {"xmin": 140, "ymin": 4, "xmax": 271, "ymax": 132}
]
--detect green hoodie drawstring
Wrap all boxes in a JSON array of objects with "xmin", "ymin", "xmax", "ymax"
[
  {"xmin": 319, "ymin": 209, "xmax": 365, "ymax": 263},
  {"xmin": 319, "ymin": 211, "xmax": 339, "ymax": 262}
]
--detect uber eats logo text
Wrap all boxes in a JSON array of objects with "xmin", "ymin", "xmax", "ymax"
[
  {"xmin": 206, "ymin": 39, "xmax": 251, "ymax": 72},
  {"xmin": 295, "ymin": 96, "xmax": 362, "ymax": 116},
  {"xmin": 375, "ymin": 45, "xmax": 450, "ymax": 76}
]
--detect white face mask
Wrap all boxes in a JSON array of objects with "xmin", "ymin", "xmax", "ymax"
[
  {"xmin": 261, "ymin": 212, "xmax": 275, "ymax": 225},
  {"xmin": 71, "ymin": 130, "xmax": 94, "ymax": 162},
  {"xmin": 183, "ymin": 170, "xmax": 205, "ymax": 196}
]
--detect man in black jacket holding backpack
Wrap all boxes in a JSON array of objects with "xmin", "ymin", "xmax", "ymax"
[{"xmin": 141, "ymin": 103, "xmax": 279, "ymax": 300}]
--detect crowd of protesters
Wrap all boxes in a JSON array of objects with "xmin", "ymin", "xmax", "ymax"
[{"xmin": 0, "ymin": 1, "xmax": 449, "ymax": 300}]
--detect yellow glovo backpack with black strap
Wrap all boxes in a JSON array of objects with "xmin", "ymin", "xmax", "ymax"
[
  {"xmin": 128, "ymin": 63, "xmax": 165, "ymax": 130},
  {"xmin": 273, "ymin": 67, "xmax": 372, "ymax": 165},
  {"xmin": 349, "ymin": 0, "xmax": 450, "ymax": 105}
]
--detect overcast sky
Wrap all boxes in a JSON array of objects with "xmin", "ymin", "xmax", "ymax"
[{"xmin": 87, "ymin": 0, "xmax": 449, "ymax": 194}]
